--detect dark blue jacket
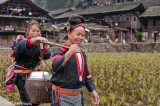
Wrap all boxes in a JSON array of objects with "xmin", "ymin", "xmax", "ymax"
[
  {"xmin": 13, "ymin": 39, "xmax": 51, "ymax": 81},
  {"xmin": 50, "ymin": 47, "xmax": 95, "ymax": 92}
]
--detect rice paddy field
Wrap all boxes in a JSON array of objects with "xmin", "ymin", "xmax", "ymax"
[{"xmin": 0, "ymin": 51, "xmax": 160, "ymax": 106}]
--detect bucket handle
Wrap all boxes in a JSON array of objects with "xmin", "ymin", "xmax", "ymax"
[
  {"xmin": 39, "ymin": 43, "xmax": 46, "ymax": 80},
  {"xmin": 39, "ymin": 43, "xmax": 52, "ymax": 80}
]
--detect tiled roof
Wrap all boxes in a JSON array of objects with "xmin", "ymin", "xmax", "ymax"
[
  {"xmin": 54, "ymin": 2, "xmax": 143, "ymax": 19},
  {"xmin": 140, "ymin": 6, "xmax": 160, "ymax": 17},
  {"xmin": 0, "ymin": 0, "xmax": 49, "ymax": 14}
]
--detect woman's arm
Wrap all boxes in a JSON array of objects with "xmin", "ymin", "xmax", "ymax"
[
  {"xmin": 30, "ymin": 37, "xmax": 51, "ymax": 59},
  {"xmin": 91, "ymin": 90, "xmax": 100, "ymax": 104},
  {"xmin": 30, "ymin": 37, "xmax": 48, "ymax": 44},
  {"xmin": 63, "ymin": 44, "xmax": 80, "ymax": 65},
  {"xmin": 85, "ymin": 70, "xmax": 100, "ymax": 104},
  {"xmin": 52, "ymin": 44, "xmax": 81, "ymax": 72}
]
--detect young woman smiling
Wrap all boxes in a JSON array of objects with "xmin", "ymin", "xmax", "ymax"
[
  {"xmin": 13, "ymin": 20, "xmax": 51, "ymax": 106},
  {"xmin": 51, "ymin": 14, "xmax": 100, "ymax": 106}
]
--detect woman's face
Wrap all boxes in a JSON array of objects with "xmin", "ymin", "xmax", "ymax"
[
  {"xmin": 68, "ymin": 27, "xmax": 85, "ymax": 46},
  {"xmin": 27, "ymin": 25, "xmax": 41, "ymax": 38}
]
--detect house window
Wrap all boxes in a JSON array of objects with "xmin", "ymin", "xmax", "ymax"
[
  {"xmin": 123, "ymin": 14, "xmax": 125, "ymax": 21},
  {"xmin": 153, "ymin": 20, "xmax": 156, "ymax": 26},
  {"xmin": 112, "ymin": 16, "xmax": 116, "ymax": 22},
  {"xmin": 14, "ymin": 20, "xmax": 18, "ymax": 27},
  {"xmin": 104, "ymin": 16, "xmax": 109, "ymax": 22},
  {"xmin": 117, "ymin": 0, "xmax": 121, "ymax": 3},
  {"xmin": 109, "ymin": 17, "xmax": 112, "ymax": 22},
  {"xmin": 114, "ymin": 15, "xmax": 116, "ymax": 22},
  {"xmin": 4, "ymin": 20, "xmax": 10, "ymax": 26},
  {"xmin": 134, "ymin": 17, "xmax": 136, "ymax": 21},
  {"xmin": 119, "ymin": 15, "xmax": 121, "ymax": 21},
  {"xmin": 2, "ymin": 35, "xmax": 8, "ymax": 39},
  {"xmin": 127, "ymin": 17, "xmax": 130, "ymax": 21},
  {"xmin": 127, "ymin": 0, "xmax": 134, "ymax": 2}
]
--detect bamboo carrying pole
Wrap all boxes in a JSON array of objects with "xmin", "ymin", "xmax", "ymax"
[{"xmin": 39, "ymin": 41, "xmax": 70, "ymax": 49}]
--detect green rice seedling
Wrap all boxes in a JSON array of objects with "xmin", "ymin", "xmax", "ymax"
[
  {"xmin": 110, "ymin": 92, "xmax": 116, "ymax": 104},
  {"xmin": 1, "ymin": 52, "xmax": 160, "ymax": 105},
  {"xmin": 157, "ymin": 98, "xmax": 160, "ymax": 106}
]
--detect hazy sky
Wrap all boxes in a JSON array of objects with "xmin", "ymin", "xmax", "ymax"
[{"xmin": 0, "ymin": 0, "xmax": 6, "ymax": 3}]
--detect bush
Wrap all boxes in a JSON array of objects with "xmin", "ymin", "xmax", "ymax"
[{"xmin": 136, "ymin": 32, "xmax": 143, "ymax": 42}]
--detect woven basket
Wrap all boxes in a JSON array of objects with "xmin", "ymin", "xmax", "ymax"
[{"xmin": 25, "ymin": 80, "xmax": 52, "ymax": 104}]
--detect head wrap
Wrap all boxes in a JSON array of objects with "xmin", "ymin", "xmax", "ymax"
[
  {"xmin": 27, "ymin": 20, "xmax": 40, "ymax": 30},
  {"xmin": 66, "ymin": 24, "xmax": 85, "ymax": 32}
]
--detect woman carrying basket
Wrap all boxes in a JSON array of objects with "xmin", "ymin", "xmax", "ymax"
[
  {"xmin": 50, "ymin": 14, "xmax": 100, "ymax": 106},
  {"xmin": 13, "ymin": 20, "xmax": 51, "ymax": 106}
]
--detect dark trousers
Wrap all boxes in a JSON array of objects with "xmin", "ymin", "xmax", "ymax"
[{"xmin": 16, "ymin": 75, "xmax": 39, "ymax": 106}]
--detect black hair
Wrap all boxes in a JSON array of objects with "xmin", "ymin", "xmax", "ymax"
[
  {"xmin": 69, "ymin": 14, "xmax": 85, "ymax": 25},
  {"xmin": 64, "ymin": 14, "xmax": 85, "ymax": 32}
]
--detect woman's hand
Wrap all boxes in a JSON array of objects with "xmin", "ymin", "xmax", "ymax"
[
  {"xmin": 63, "ymin": 44, "xmax": 80, "ymax": 65},
  {"xmin": 91, "ymin": 90, "xmax": 100, "ymax": 104},
  {"xmin": 68, "ymin": 44, "xmax": 81, "ymax": 55},
  {"xmin": 31, "ymin": 37, "xmax": 48, "ymax": 44}
]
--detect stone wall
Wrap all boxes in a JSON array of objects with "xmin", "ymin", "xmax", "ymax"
[
  {"xmin": 130, "ymin": 43, "xmax": 160, "ymax": 52},
  {"xmin": 1, "ymin": 43, "xmax": 160, "ymax": 53},
  {"xmin": 49, "ymin": 42, "xmax": 160, "ymax": 53}
]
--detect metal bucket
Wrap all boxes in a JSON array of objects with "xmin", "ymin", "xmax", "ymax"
[{"xmin": 25, "ymin": 71, "xmax": 52, "ymax": 104}]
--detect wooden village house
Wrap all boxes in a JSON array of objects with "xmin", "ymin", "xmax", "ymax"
[
  {"xmin": 50, "ymin": 0, "xmax": 160, "ymax": 43},
  {"xmin": 0, "ymin": 0, "xmax": 52, "ymax": 47},
  {"xmin": 51, "ymin": 2, "xmax": 145, "ymax": 43},
  {"xmin": 140, "ymin": 6, "xmax": 160, "ymax": 43}
]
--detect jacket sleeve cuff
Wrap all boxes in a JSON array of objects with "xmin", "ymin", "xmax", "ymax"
[
  {"xmin": 26, "ymin": 39, "xmax": 33, "ymax": 47},
  {"xmin": 85, "ymin": 78, "xmax": 96, "ymax": 92},
  {"xmin": 41, "ymin": 47, "xmax": 47, "ymax": 53}
]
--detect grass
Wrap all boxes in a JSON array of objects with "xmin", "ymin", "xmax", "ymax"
[{"xmin": 0, "ymin": 51, "xmax": 160, "ymax": 106}]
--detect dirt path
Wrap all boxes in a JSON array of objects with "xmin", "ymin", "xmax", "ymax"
[{"xmin": 0, "ymin": 96, "xmax": 15, "ymax": 106}]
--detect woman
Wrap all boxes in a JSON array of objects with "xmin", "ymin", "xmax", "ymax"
[
  {"xmin": 50, "ymin": 14, "xmax": 100, "ymax": 106},
  {"xmin": 13, "ymin": 20, "xmax": 51, "ymax": 106}
]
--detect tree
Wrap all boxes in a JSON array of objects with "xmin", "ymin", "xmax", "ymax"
[{"xmin": 136, "ymin": 32, "xmax": 143, "ymax": 42}]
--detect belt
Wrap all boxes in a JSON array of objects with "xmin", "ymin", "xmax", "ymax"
[
  {"xmin": 52, "ymin": 84, "xmax": 81, "ymax": 96},
  {"xmin": 52, "ymin": 84, "xmax": 81, "ymax": 105},
  {"xmin": 14, "ymin": 70, "xmax": 32, "ymax": 73}
]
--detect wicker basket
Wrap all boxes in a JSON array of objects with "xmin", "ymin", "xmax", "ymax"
[{"xmin": 25, "ymin": 79, "xmax": 52, "ymax": 104}]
